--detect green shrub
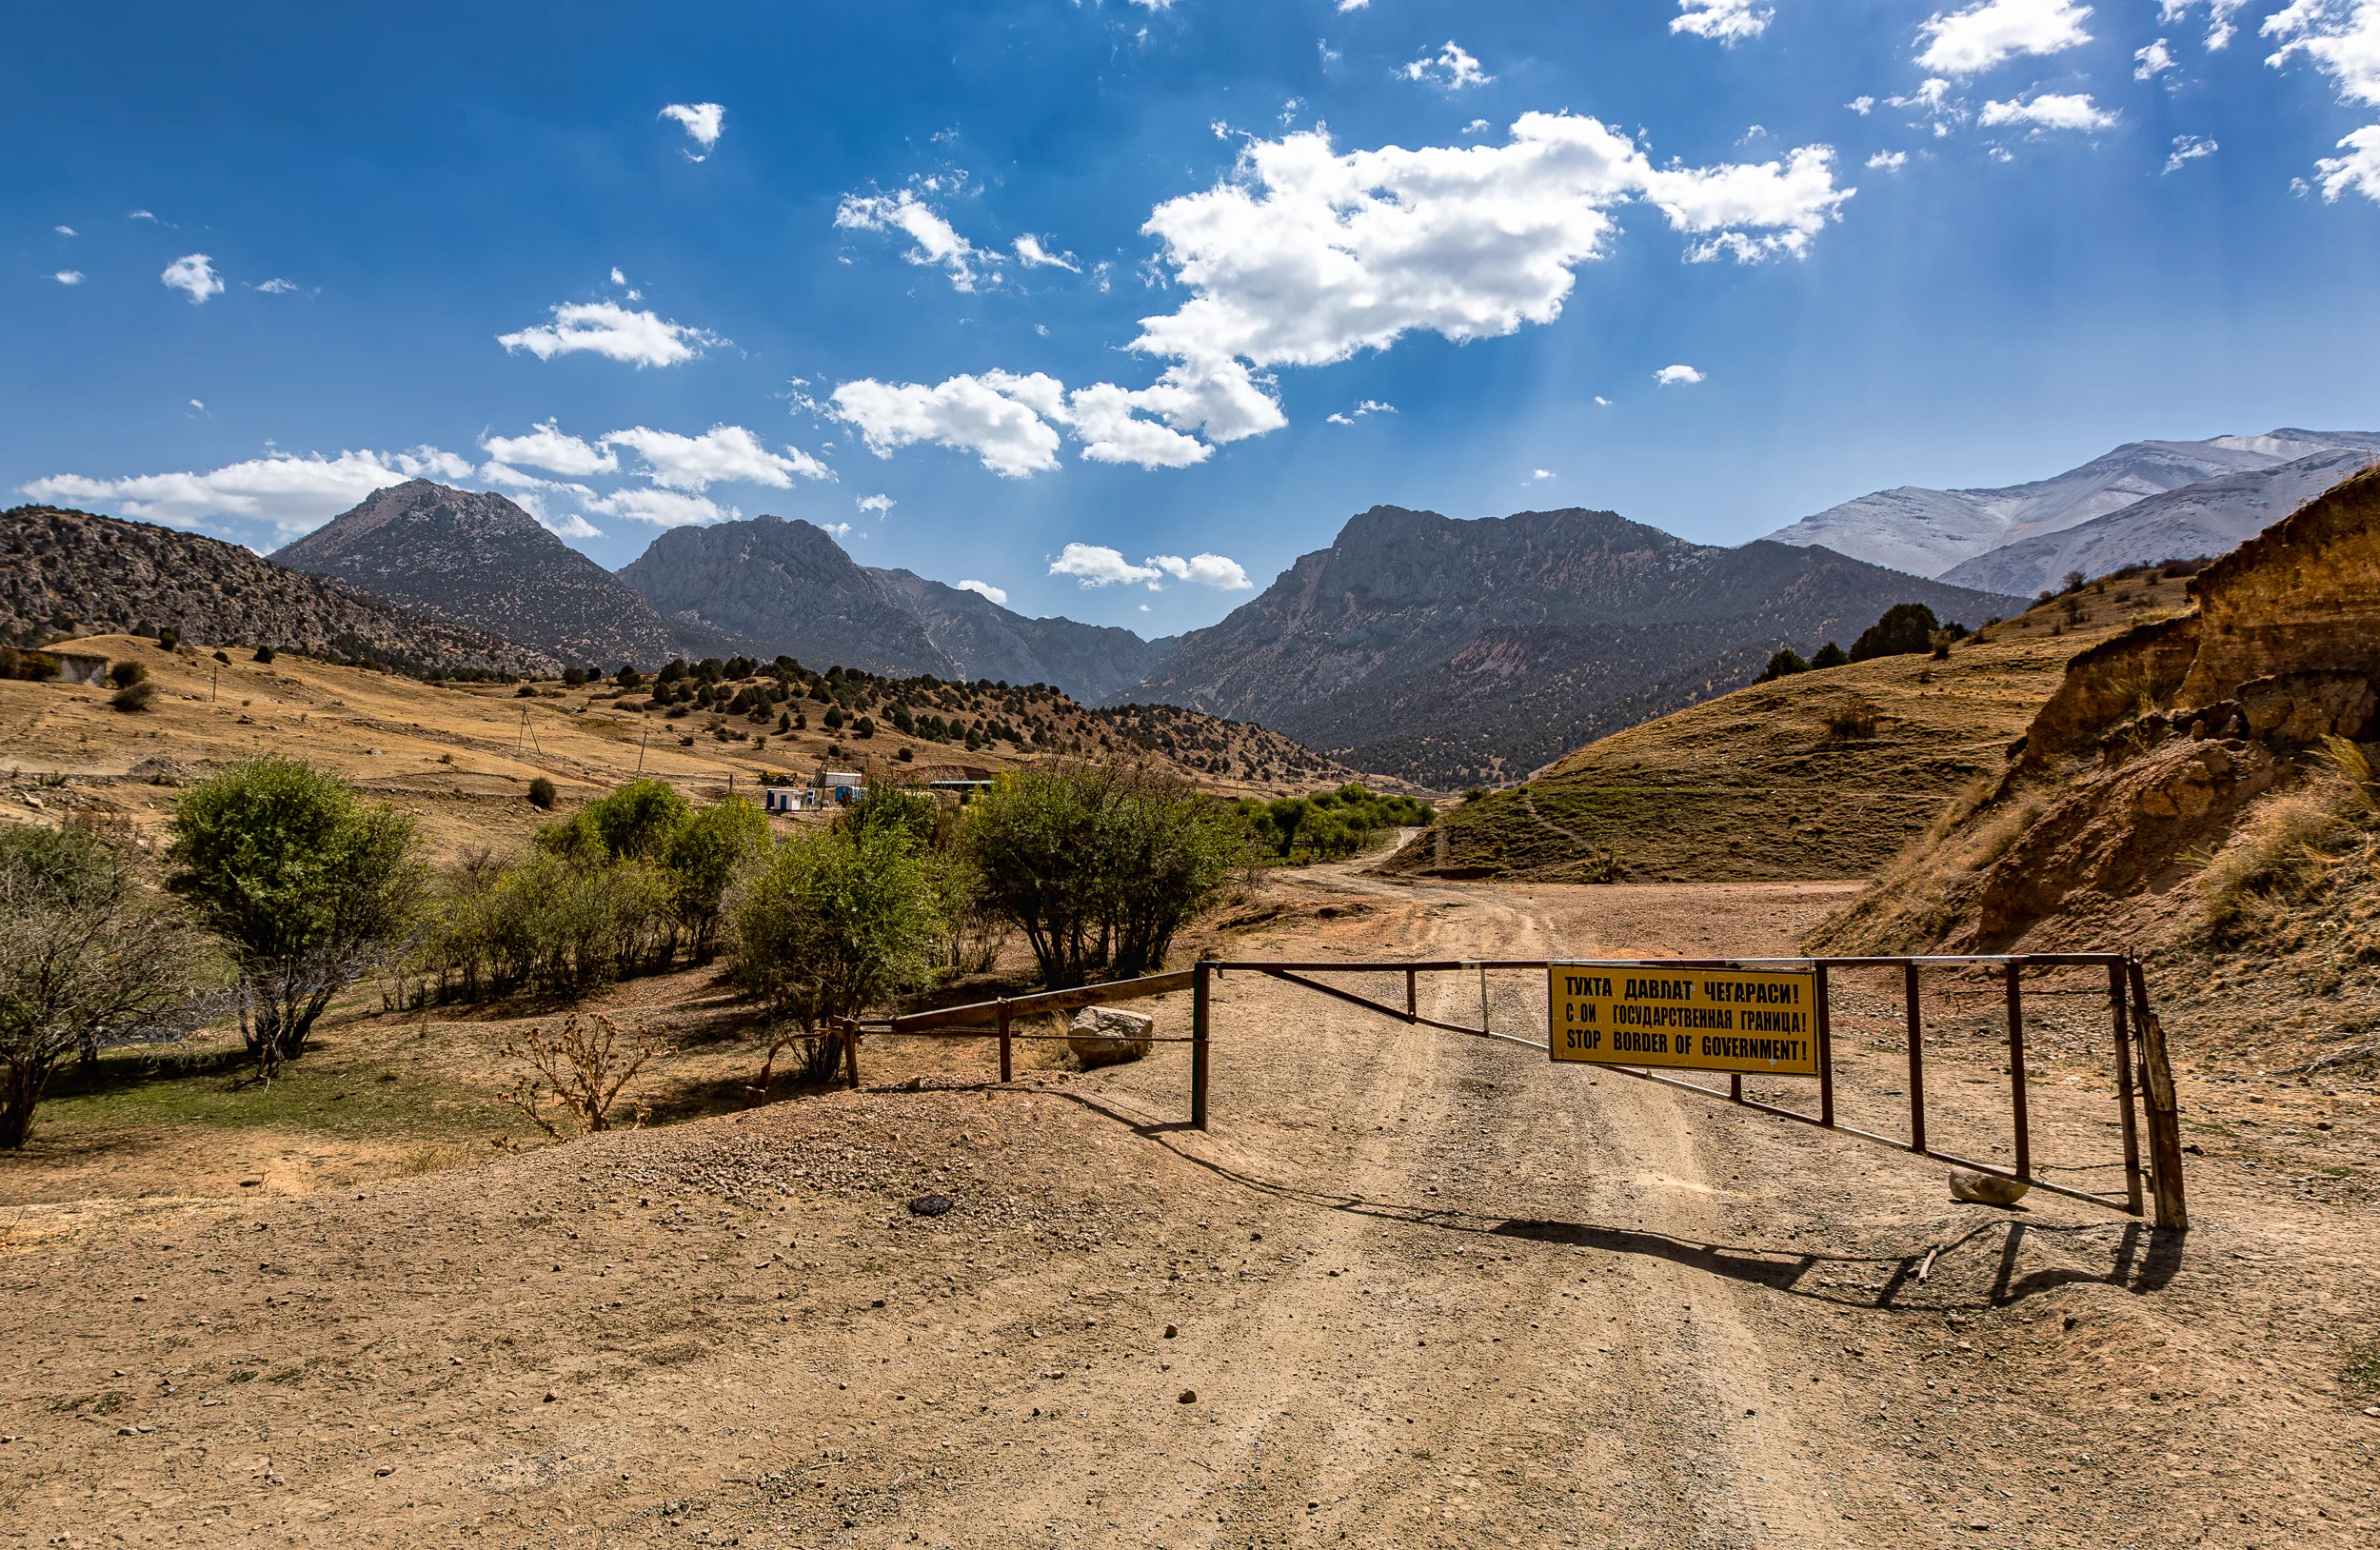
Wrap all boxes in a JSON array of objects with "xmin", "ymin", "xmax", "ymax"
[
  {"xmin": 963, "ymin": 761, "xmax": 1240, "ymax": 986},
  {"xmin": 729, "ymin": 822, "xmax": 944, "ymax": 1087},
  {"xmin": 252, "ymin": 645, "xmax": 275, "ymax": 665},
  {"xmin": 109, "ymin": 661, "xmax": 147, "ymax": 689},
  {"xmin": 1810, "ymin": 642, "xmax": 1849, "ymax": 669},
  {"xmin": 0, "ymin": 824, "xmax": 212, "ymax": 1147},
  {"xmin": 1850, "ymin": 604, "xmax": 1940, "ymax": 663},
  {"xmin": 168, "ymin": 758, "xmax": 424, "ymax": 1072},
  {"xmin": 1756, "ymin": 648, "xmax": 1808, "ymax": 683}
]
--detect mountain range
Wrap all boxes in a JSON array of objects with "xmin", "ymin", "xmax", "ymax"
[
  {"xmin": 1, "ymin": 502, "xmax": 557, "ymax": 679},
  {"xmin": 1135, "ymin": 506, "xmax": 2015, "ymax": 785},
  {"xmin": 1764, "ymin": 427, "xmax": 2380, "ymax": 591}
]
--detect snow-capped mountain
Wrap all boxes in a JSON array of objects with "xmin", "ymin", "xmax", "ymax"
[
  {"xmin": 1763, "ymin": 428, "xmax": 2380, "ymax": 578},
  {"xmin": 1938, "ymin": 446, "xmax": 2380, "ymax": 595}
]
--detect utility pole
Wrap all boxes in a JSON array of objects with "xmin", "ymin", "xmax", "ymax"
[{"xmin": 208, "ymin": 666, "xmax": 218, "ymax": 703}]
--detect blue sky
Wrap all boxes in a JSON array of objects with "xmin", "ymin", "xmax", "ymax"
[{"xmin": 9, "ymin": 1, "xmax": 2380, "ymax": 633}]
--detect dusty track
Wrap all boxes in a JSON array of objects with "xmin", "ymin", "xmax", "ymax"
[{"xmin": 5, "ymin": 868, "xmax": 2375, "ymax": 1547}]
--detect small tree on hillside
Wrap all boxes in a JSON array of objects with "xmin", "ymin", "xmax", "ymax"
[
  {"xmin": 169, "ymin": 757, "xmax": 425, "ymax": 1074},
  {"xmin": 662, "ymin": 794, "xmax": 772, "ymax": 961},
  {"xmin": 0, "ymin": 825, "xmax": 212, "ymax": 1148},
  {"xmin": 1757, "ymin": 648, "xmax": 1810, "ymax": 683},
  {"xmin": 1810, "ymin": 641, "xmax": 1850, "ymax": 669},
  {"xmin": 728, "ymin": 822, "xmax": 944, "ymax": 1088},
  {"xmin": 1849, "ymin": 604, "xmax": 1941, "ymax": 663},
  {"xmin": 964, "ymin": 760, "xmax": 1240, "ymax": 987}
]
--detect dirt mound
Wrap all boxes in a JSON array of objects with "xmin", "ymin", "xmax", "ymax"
[{"xmin": 1814, "ymin": 465, "xmax": 2380, "ymax": 960}]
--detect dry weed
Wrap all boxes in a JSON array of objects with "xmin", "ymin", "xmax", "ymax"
[
  {"xmin": 2194, "ymin": 740, "xmax": 2377, "ymax": 942},
  {"xmin": 497, "ymin": 1011, "xmax": 671, "ymax": 1139}
]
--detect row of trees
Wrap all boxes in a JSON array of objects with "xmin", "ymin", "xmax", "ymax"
[
  {"xmin": 1757, "ymin": 604, "xmax": 1973, "ymax": 683},
  {"xmin": 0, "ymin": 752, "xmax": 1410, "ymax": 1147}
]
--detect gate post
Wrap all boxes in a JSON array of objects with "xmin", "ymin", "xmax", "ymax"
[
  {"xmin": 1191, "ymin": 961, "xmax": 1212, "ymax": 1131},
  {"xmin": 997, "ymin": 997, "xmax": 1012, "ymax": 1084},
  {"xmin": 2128, "ymin": 960, "xmax": 2190, "ymax": 1232}
]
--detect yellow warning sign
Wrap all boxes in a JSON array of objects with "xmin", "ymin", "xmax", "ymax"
[{"xmin": 1548, "ymin": 965, "xmax": 1820, "ymax": 1077}]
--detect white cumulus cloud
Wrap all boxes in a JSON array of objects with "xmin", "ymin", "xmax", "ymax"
[
  {"xmin": 481, "ymin": 420, "xmax": 619, "ymax": 477},
  {"xmin": 832, "ymin": 373, "xmax": 1065, "ymax": 477},
  {"xmin": 1915, "ymin": 0, "xmax": 2092, "ymax": 75},
  {"xmin": 857, "ymin": 493, "xmax": 895, "ymax": 516},
  {"xmin": 255, "ymin": 277, "xmax": 298, "ymax": 294},
  {"xmin": 659, "ymin": 102, "xmax": 725, "ymax": 154},
  {"xmin": 2265, "ymin": 1, "xmax": 2380, "ymax": 107},
  {"xmin": 1868, "ymin": 149, "xmax": 1911, "ymax": 169},
  {"xmin": 1978, "ymin": 91, "xmax": 2117, "ymax": 129},
  {"xmin": 161, "ymin": 252, "xmax": 223, "ymax": 304},
  {"xmin": 2165, "ymin": 133, "xmax": 2219, "ymax": 170},
  {"xmin": 1656, "ymin": 364, "xmax": 1706, "ymax": 385},
  {"xmin": 584, "ymin": 487, "xmax": 736, "ymax": 527},
  {"xmin": 2311, "ymin": 123, "xmax": 2380, "ymax": 200},
  {"xmin": 1151, "ymin": 553, "xmax": 1254, "ymax": 588},
  {"xmin": 2168, "ymin": 0, "xmax": 2250, "ymax": 50},
  {"xmin": 497, "ymin": 300, "xmax": 724, "ymax": 368},
  {"xmin": 1326, "ymin": 398, "xmax": 1397, "ymax": 425},
  {"xmin": 1048, "ymin": 545, "xmax": 1251, "ymax": 590},
  {"xmin": 53, "ymin": 269, "xmax": 83, "ymax": 286},
  {"xmin": 955, "ymin": 579, "xmax": 1009, "ymax": 605},
  {"xmin": 20, "ymin": 447, "xmax": 473, "ymax": 537},
  {"xmin": 1013, "ymin": 233, "xmax": 1080, "ymax": 271},
  {"xmin": 833, "ymin": 115, "xmax": 1848, "ymax": 478},
  {"xmin": 1050, "ymin": 544, "xmax": 1160, "ymax": 587},
  {"xmin": 1400, "ymin": 40, "xmax": 1494, "ymax": 88},
  {"xmin": 2135, "ymin": 37, "xmax": 2178, "ymax": 78},
  {"xmin": 1673, "ymin": 0, "xmax": 1774, "ymax": 44},
  {"xmin": 835, "ymin": 189, "xmax": 987, "ymax": 291},
  {"xmin": 603, "ymin": 424, "xmax": 829, "ymax": 489},
  {"xmin": 55, "ymin": 225, "xmax": 76, "ymax": 236}
]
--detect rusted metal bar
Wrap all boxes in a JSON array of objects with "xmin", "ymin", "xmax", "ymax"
[
  {"xmin": 1191, "ymin": 961, "xmax": 1211, "ymax": 1132},
  {"xmin": 889, "ymin": 969, "xmax": 1196, "ymax": 1034},
  {"xmin": 1904, "ymin": 963, "xmax": 1927, "ymax": 1154},
  {"xmin": 1405, "ymin": 968, "xmax": 1417, "ymax": 1023},
  {"xmin": 1595, "ymin": 1063, "xmax": 2136, "ymax": 1214},
  {"xmin": 2007, "ymin": 962, "xmax": 2031, "ymax": 1181},
  {"xmin": 1478, "ymin": 964, "xmax": 1489, "ymax": 1036},
  {"xmin": 1814, "ymin": 963, "xmax": 1835, "ymax": 1129},
  {"xmin": 1253, "ymin": 968, "xmax": 1543, "ymax": 1050},
  {"xmin": 997, "ymin": 998, "xmax": 1011, "ymax": 1084},
  {"xmin": 2129, "ymin": 959, "xmax": 2189, "ymax": 1232},
  {"xmin": 2111, "ymin": 962, "xmax": 2145, "ymax": 1218}
]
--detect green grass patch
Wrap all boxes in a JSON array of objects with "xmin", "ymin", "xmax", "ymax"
[
  {"xmin": 34, "ymin": 1018, "xmax": 513, "ymax": 1143},
  {"xmin": 2346, "ymin": 1338, "xmax": 2380, "ymax": 1395}
]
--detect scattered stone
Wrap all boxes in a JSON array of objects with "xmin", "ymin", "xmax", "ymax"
[
  {"xmin": 1163, "ymin": 1325, "xmax": 1178, "ymax": 1339},
  {"xmin": 907, "ymin": 1194, "xmax": 954, "ymax": 1218},
  {"xmin": 1949, "ymin": 1170, "xmax": 2030, "ymax": 1206},
  {"xmin": 1068, "ymin": 1007, "xmax": 1155, "ymax": 1068},
  {"xmin": 1177, "ymin": 1389, "xmax": 1197, "ymax": 1404}
]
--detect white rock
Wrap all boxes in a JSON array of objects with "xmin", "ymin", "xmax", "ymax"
[{"xmin": 1068, "ymin": 1006, "xmax": 1154, "ymax": 1068}]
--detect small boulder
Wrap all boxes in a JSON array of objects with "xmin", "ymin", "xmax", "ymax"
[
  {"xmin": 1949, "ymin": 1169, "xmax": 2030, "ymax": 1207},
  {"xmin": 1068, "ymin": 1006, "xmax": 1155, "ymax": 1068}
]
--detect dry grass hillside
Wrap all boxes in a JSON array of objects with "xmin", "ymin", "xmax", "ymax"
[
  {"xmin": 0, "ymin": 634, "xmax": 1369, "ymax": 860},
  {"xmin": 1382, "ymin": 567, "xmax": 2200, "ymax": 882},
  {"xmin": 1811, "ymin": 467, "xmax": 2380, "ymax": 1082}
]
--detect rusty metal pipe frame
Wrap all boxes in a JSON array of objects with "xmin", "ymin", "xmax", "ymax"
[{"xmin": 1214, "ymin": 952, "xmax": 2158, "ymax": 1221}]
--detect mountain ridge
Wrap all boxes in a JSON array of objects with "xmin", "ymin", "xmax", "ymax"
[
  {"xmin": 1137, "ymin": 505, "xmax": 2022, "ymax": 788},
  {"xmin": 1764, "ymin": 427, "xmax": 2380, "ymax": 579},
  {"xmin": 274, "ymin": 481, "xmax": 686, "ymax": 667}
]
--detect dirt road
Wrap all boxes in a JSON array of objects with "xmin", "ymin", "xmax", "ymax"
[{"xmin": 6, "ymin": 869, "xmax": 2376, "ymax": 1548}]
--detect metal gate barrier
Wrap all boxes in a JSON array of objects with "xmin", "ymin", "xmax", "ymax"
[{"xmin": 857, "ymin": 952, "xmax": 2188, "ymax": 1232}]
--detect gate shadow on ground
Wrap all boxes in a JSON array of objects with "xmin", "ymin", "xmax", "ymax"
[{"xmin": 1025, "ymin": 1083, "xmax": 2183, "ymax": 1314}]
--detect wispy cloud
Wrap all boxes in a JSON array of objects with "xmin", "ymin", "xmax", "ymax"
[{"xmin": 497, "ymin": 299, "xmax": 724, "ymax": 368}]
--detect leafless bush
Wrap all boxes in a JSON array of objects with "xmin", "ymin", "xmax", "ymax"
[
  {"xmin": 497, "ymin": 1011, "xmax": 671, "ymax": 1139},
  {"xmin": 1825, "ymin": 702, "xmax": 1879, "ymax": 741},
  {"xmin": 110, "ymin": 680, "xmax": 158, "ymax": 713}
]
